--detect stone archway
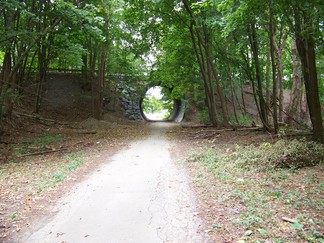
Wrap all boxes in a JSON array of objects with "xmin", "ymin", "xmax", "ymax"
[
  {"xmin": 118, "ymin": 83, "xmax": 185, "ymax": 122},
  {"xmin": 139, "ymin": 85, "xmax": 185, "ymax": 122}
]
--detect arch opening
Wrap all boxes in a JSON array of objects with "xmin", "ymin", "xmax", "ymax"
[{"xmin": 140, "ymin": 86, "xmax": 174, "ymax": 121}]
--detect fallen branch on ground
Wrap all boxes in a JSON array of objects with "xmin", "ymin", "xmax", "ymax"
[
  {"xmin": 75, "ymin": 130, "xmax": 97, "ymax": 134},
  {"xmin": 201, "ymin": 127, "xmax": 263, "ymax": 133},
  {"xmin": 181, "ymin": 124, "xmax": 213, "ymax": 129},
  {"xmin": 14, "ymin": 111, "xmax": 69, "ymax": 125},
  {"xmin": 18, "ymin": 148, "xmax": 67, "ymax": 157},
  {"xmin": 282, "ymin": 217, "xmax": 297, "ymax": 224},
  {"xmin": 275, "ymin": 131, "xmax": 313, "ymax": 138},
  {"xmin": 189, "ymin": 132, "xmax": 220, "ymax": 139}
]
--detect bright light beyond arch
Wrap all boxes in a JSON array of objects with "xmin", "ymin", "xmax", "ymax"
[{"xmin": 141, "ymin": 86, "xmax": 174, "ymax": 121}]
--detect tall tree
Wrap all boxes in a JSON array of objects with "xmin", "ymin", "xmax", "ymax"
[
  {"xmin": 0, "ymin": 0, "xmax": 62, "ymax": 118},
  {"xmin": 182, "ymin": 0, "xmax": 230, "ymax": 127},
  {"xmin": 287, "ymin": 38, "xmax": 304, "ymax": 127},
  {"xmin": 292, "ymin": 1, "xmax": 323, "ymax": 143},
  {"xmin": 268, "ymin": 0, "xmax": 279, "ymax": 133}
]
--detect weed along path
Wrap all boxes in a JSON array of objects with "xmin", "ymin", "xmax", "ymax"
[{"xmin": 22, "ymin": 123, "xmax": 210, "ymax": 243}]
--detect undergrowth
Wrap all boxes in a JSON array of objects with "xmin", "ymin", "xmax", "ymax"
[
  {"xmin": 230, "ymin": 138, "xmax": 324, "ymax": 170},
  {"xmin": 187, "ymin": 138, "xmax": 324, "ymax": 242}
]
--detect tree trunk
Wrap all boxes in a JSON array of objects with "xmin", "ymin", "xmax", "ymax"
[
  {"xmin": 202, "ymin": 26, "xmax": 229, "ymax": 126},
  {"xmin": 94, "ymin": 48, "xmax": 106, "ymax": 120},
  {"xmin": 229, "ymin": 72, "xmax": 239, "ymax": 124},
  {"xmin": 0, "ymin": 52, "xmax": 13, "ymax": 118},
  {"xmin": 249, "ymin": 23, "xmax": 273, "ymax": 132},
  {"xmin": 183, "ymin": 0, "xmax": 228, "ymax": 127},
  {"xmin": 268, "ymin": 0, "xmax": 279, "ymax": 133},
  {"xmin": 240, "ymin": 80, "xmax": 247, "ymax": 115},
  {"xmin": 294, "ymin": 7, "xmax": 324, "ymax": 143},
  {"xmin": 35, "ymin": 35, "xmax": 48, "ymax": 113},
  {"xmin": 90, "ymin": 50, "xmax": 97, "ymax": 78},
  {"xmin": 0, "ymin": 8, "xmax": 17, "ymax": 119},
  {"xmin": 35, "ymin": 1, "xmax": 52, "ymax": 113},
  {"xmin": 82, "ymin": 53, "xmax": 88, "ymax": 81},
  {"xmin": 211, "ymin": 63, "xmax": 229, "ymax": 126},
  {"xmin": 287, "ymin": 39, "xmax": 303, "ymax": 127},
  {"xmin": 273, "ymin": 31, "xmax": 288, "ymax": 122},
  {"xmin": 265, "ymin": 42, "xmax": 271, "ymax": 114},
  {"xmin": 0, "ymin": 52, "xmax": 12, "ymax": 90},
  {"xmin": 184, "ymin": 5, "xmax": 218, "ymax": 127}
]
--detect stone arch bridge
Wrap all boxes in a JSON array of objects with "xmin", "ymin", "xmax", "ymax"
[{"xmin": 107, "ymin": 74, "xmax": 185, "ymax": 122}]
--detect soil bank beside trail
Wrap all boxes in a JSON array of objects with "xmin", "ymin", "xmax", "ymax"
[{"xmin": 21, "ymin": 122, "xmax": 210, "ymax": 243}]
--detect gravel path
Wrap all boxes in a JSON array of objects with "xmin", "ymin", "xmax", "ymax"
[{"xmin": 22, "ymin": 123, "xmax": 211, "ymax": 243}]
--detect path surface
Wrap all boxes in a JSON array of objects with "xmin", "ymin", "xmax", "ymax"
[{"xmin": 23, "ymin": 123, "xmax": 211, "ymax": 243}]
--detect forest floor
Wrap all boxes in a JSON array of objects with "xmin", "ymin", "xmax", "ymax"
[
  {"xmin": 0, "ymin": 117, "xmax": 323, "ymax": 242},
  {"xmin": 169, "ymin": 126, "xmax": 323, "ymax": 242},
  {"xmin": 14, "ymin": 122, "xmax": 212, "ymax": 243},
  {"xmin": 0, "ymin": 74, "xmax": 323, "ymax": 242}
]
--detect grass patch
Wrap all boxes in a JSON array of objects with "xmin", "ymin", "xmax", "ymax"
[
  {"xmin": 33, "ymin": 152, "xmax": 84, "ymax": 193},
  {"xmin": 186, "ymin": 139, "xmax": 324, "ymax": 242},
  {"xmin": 16, "ymin": 134, "xmax": 63, "ymax": 155},
  {"xmin": 0, "ymin": 166, "xmax": 5, "ymax": 175}
]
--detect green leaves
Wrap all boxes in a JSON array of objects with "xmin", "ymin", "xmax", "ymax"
[
  {"xmin": 292, "ymin": 221, "xmax": 304, "ymax": 230},
  {"xmin": 142, "ymin": 87, "xmax": 174, "ymax": 120}
]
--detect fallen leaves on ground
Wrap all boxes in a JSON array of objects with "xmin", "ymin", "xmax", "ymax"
[
  {"xmin": 168, "ymin": 126, "xmax": 324, "ymax": 242},
  {"xmin": 0, "ymin": 119, "xmax": 148, "ymax": 241}
]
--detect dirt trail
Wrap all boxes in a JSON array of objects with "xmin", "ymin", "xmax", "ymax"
[{"xmin": 21, "ymin": 123, "xmax": 210, "ymax": 243}]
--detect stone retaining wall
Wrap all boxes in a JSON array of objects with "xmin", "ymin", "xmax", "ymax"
[{"xmin": 119, "ymin": 87, "xmax": 143, "ymax": 120}]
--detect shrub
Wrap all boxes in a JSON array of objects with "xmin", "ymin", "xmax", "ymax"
[{"xmin": 231, "ymin": 139, "xmax": 324, "ymax": 170}]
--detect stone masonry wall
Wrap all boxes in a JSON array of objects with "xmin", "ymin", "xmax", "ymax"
[{"xmin": 119, "ymin": 87, "xmax": 143, "ymax": 120}]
